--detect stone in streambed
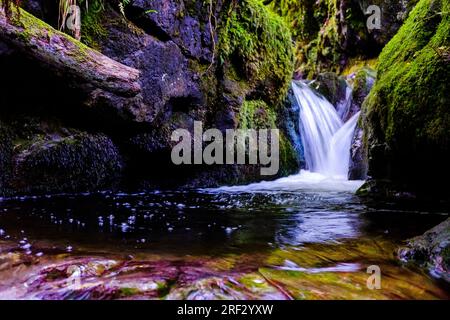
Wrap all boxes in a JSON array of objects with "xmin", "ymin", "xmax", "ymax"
[
  {"xmin": 12, "ymin": 133, "xmax": 123, "ymax": 195},
  {"xmin": 398, "ymin": 218, "xmax": 450, "ymax": 282}
]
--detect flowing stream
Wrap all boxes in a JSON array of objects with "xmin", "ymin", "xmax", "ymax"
[{"xmin": 0, "ymin": 83, "xmax": 448, "ymax": 300}]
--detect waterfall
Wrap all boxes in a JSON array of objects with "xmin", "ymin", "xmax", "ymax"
[
  {"xmin": 292, "ymin": 82, "xmax": 343, "ymax": 174},
  {"xmin": 293, "ymin": 81, "xmax": 360, "ymax": 179},
  {"xmin": 210, "ymin": 81, "xmax": 364, "ymax": 193}
]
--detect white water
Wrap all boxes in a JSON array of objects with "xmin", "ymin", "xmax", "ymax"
[{"xmin": 212, "ymin": 81, "xmax": 364, "ymax": 193}]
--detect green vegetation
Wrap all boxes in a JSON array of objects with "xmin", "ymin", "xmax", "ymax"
[
  {"xmin": 219, "ymin": 0, "xmax": 294, "ymax": 105},
  {"xmin": 79, "ymin": 0, "xmax": 107, "ymax": 48},
  {"xmin": 364, "ymin": 0, "xmax": 449, "ymax": 154},
  {"xmin": 238, "ymin": 100, "xmax": 277, "ymax": 130}
]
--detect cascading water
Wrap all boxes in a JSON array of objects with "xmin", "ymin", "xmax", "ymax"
[
  {"xmin": 292, "ymin": 82, "xmax": 343, "ymax": 175},
  {"xmin": 212, "ymin": 81, "xmax": 364, "ymax": 193},
  {"xmin": 293, "ymin": 81, "xmax": 360, "ymax": 179}
]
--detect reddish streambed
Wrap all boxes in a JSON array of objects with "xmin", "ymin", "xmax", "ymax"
[{"xmin": 0, "ymin": 190, "xmax": 448, "ymax": 299}]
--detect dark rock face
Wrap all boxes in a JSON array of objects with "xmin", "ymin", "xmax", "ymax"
[
  {"xmin": 348, "ymin": 68, "xmax": 375, "ymax": 180},
  {"xmin": 129, "ymin": 0, "xmax": 216, "ymax": 62},
  {"xmin": 12, "ymin": 133, "xmax": 123, "ymax": 195},
  {"xmin": 398, "ymin": 218, "xmax": 450, "ymax": 282},
  {"xmin": 0, "ymin": 127, "xmax": 124, "ymax": 196},
  {"xmin": 280, "ymin": 83, "xmax": 305, "ymax": 170},
  {"xmin": 348, "ymin": 127, "xmax": 366, "ymax": 180},
  {"xmin": 0, "ymin": 0, "xmax": 297, "ymax": 195}
]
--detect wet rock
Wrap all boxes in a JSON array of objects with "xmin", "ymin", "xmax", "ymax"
[
  {"xmin": 311, "ymin": 72, "xmax": 348, "ymax": 108},
  {"xmin": 12, "ymin": 133, "xmax": 123, "ymax": 195},
  {"xmin": 280, "ymin": 83, "xmax": 305, "ymax": 169},
  {"xmin": 348, "ymin": 126, "xmax": 367, "ymax": 180},
  {"xmin": 398, "ymin": 218, "xmax": 450, "ymax": 282},
  {"xmin": 347, "ymin": 68, "xmax": 375, "ymax": 180}
]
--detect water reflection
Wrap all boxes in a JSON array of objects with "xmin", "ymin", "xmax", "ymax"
[
  {"xmin": 0, "ymin": 189, "xmax": 367, "ymax": 254},
  {"xmin": 0, "ymin": 189, "xmax": 449, "ymax": 300}
]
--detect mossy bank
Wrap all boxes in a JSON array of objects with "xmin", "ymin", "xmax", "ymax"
[{"xmin": 358, "ymin": 0, "xmax": 450, "ymax": 199}]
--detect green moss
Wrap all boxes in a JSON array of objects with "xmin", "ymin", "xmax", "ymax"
[
  {"xmin": 119, "ymin": 287, "xmax": 141, "ymax": 297},
  {"xmin": 80, "ymin": 0, "xmax": 108, "ymax": 49},
  {"xmin": 361, "ymin": 0, "xmax": 449, "ymax": 193},
  {"xmin": 238, "ymin": 100, "xmax": 276, "ymax": 130},
  {"xmin": 365, "ymin": 0, "xmax": 449, "ymax": 148},
  {"xmin": 278, "ymin": 132, "xmax": 298, "ymax": 176},
  {"xmin": 219, "ymin": 0, "xmax": 294, "ymax": 105}
]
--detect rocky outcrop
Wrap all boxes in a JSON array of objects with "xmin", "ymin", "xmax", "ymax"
[
  {"xmin": 0, "ymin": 0, "xmax": 297, "ymax": 195},
  {"xmin": 266, "ymin": 0, "xmax": 418, "ymax": 77},
  {"xmin": 398, "ymin": 218, "xmax": 450, "ymax": 282},
  {"xmin": 358, "ymin": 0, "xmax": 450, "ymax": 199}
]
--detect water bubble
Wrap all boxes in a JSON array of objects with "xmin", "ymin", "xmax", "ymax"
[
  {"xmin": 121, "ymin": 223, "xmax": 129, "ymax": 233},
  {"xmin": 21, "ymin": 243, "xmax": 32, "ymax": 250}
]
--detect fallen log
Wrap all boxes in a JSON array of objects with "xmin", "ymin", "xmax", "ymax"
[{"xmin": 0, "ymin": 5, "xmax": 150, "ymax": 122}]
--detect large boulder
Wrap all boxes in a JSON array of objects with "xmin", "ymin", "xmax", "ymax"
[
  {"xmin": 7, "ymin": 129, "xmax": 123, "ymax": 195},
  {"xmin": 358, "ymin": 0, "xmax": 450, "ymax": 198}
]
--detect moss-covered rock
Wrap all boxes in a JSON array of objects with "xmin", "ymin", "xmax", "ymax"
[
  {"xmin": 219, "ymin": 0, "xmax": 294, "ymax": 105},
  {"xmin": 12, "ymin": 132, "xmax": 123, "ymax": 194},
  {"xmin": 359, "ymin": 0, "xmax": 450, "ymax": 198},
  {"xmin": 398, "ymin": 218, "xmax": 450, "ymax": 282}
]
